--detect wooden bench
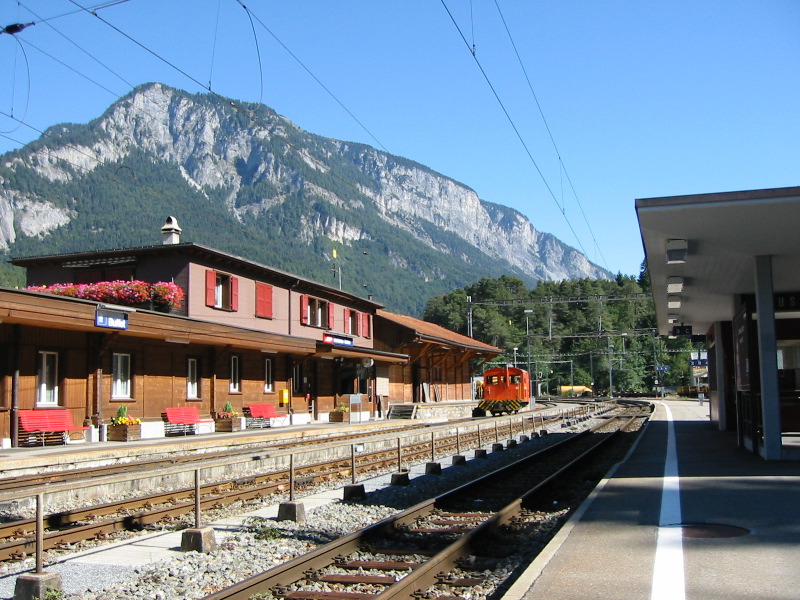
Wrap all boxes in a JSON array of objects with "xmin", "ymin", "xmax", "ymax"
[
  {"xmin": 163, "ymin": 406, "xmax": 203, "ymax": 436},
  {"xmin": 245, "ymin": 403, "xmax": 281, "ymax": 428},
  {"xmin": 18, "ymin": 409, "xmax": 89, "ymax": 446}
]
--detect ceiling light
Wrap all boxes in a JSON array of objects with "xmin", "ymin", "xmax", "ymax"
[
  {"xmin": 667, "ymin": 295, "xmax": 682, "ymax": 309},
  {"xmin": 667, "ymin": 314, "xmax": 679, "ymax": 323},
  {"xmin": 666, "ymin": 239, "xmax": 688, "ymax": 264},
  {"xmin": 667, "ymin": 277, "xmax": 684, "ymax": 293}
]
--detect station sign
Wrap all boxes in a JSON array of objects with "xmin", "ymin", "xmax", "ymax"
[
  {"xmin": 654, "ymin": 365, "xmax": 670, "ymax": 372},
  {"xmin": 95, "ymin": 307, "xmax": 129, "ymax": 330},
  {"xmin": 690, "ymin": 359, "xmax": 708, "ymax": 367},
  {"xmin": 672, "ymin": 325, "xmax": 692, "ymax": 336},
  {"xmin": 323, "ymin": 332, "xmax": 354, "ymax": 347},
  {"xmin": 775, "ymin": 292, "xmax": 800, "ymax": 311}
]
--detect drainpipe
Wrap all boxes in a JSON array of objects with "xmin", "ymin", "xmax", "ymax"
[{"xmin": 10, "ymin": 325, "xmax": 20, "ymax": 447}]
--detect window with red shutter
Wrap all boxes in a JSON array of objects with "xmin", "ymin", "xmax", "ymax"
[
  {"xmin": 206, "ymin": 270, "xmax": 237, "ymax": 310},
  {"xmin": 230, "ymin": 277, "xmax": 239, "ymax": 311},
  {"xmin": 327, "ymin": 302, "xmax": 335, "ymax": 330},
  {"xmin": 361, "ymin": 313, "xmax": 371, "ymax": 338},
  {"xmin": 300, "ymin": 295, "xmax": 309, "ymax": 324},
  {"xmin": 256, "ymin": 283, "xmax": 273, "ymax": 318},
  {"xmin": 205, "ymin": 270, "xmax": 216, "ymax": 307}
]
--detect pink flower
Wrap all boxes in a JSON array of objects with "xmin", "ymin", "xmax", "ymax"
[{"xmin": 27, "ymin": 280, "xmax": 185, "ymax": 310}]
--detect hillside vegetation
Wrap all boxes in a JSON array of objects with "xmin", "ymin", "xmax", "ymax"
[{"xmin": 424, "ymin": 268, "xmax": 694, "ymax": 394}]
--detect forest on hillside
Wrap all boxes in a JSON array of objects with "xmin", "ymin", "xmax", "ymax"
[{"xmin": 423, "ymin": 267, "xmax": 698, "ymax": 396}]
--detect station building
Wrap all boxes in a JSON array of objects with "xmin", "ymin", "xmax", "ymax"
[
  {"xmin": 0, "ymin": 218, "xmax": 501, "ymax": 447},
  {"xmin": 637, "ymin": 186, "xmax": 800, "ymax": 460}
]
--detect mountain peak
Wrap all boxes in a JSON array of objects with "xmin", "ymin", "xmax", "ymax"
[{"xmin": 0, "ymin": 83, "xmax": 609, "ymax": 315}]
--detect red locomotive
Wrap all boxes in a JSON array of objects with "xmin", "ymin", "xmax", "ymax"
[{"xmin": 477, "ymin": 366, "xmax": 532, "ymax": 416}]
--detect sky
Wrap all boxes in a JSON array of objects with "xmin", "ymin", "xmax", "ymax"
[{"xmin": 1, "ymin": 1, "xmax": 798, "ymax": 277}]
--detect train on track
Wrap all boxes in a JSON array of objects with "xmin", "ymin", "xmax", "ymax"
[{"xmin": 477, "ymin": 366, "xmax": 532, "ymax": 416}]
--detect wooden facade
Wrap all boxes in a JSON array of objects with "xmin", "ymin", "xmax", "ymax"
[
  {"xmin": 374, "ymin": 310, "xmax": 501, "ymax": 408},
  {"xmin": 2, "ymin": 226, "xmax": 497, "ymax": 446}
]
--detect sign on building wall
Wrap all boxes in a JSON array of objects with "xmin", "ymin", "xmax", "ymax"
[{"xmin": 95, "ymin": 307, "xmax": 129, "ymax": 330}]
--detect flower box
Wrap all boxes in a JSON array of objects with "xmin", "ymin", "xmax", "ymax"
[
  {"xmin": 107, "ymin": 423, "xmax": 141, "ymax": 442},
  {"xmin": 329, "ymin": 412, "xmax": 346, "ymax": 423},
  {"xmin": 214, "ymin": 417, "xmax": 244, "ymax": 432}
]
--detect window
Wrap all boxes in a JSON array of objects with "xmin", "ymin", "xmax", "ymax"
[
  {"xmin": 346, "ymin": 309, "xmax": 359, "ymax": 336},
  {"xmin": 264, "ymin": 358, "xmax": 273, "ymax": 393},
  {"xmin": 75, "ymin": 267, "xmax": 134, "ymax": 284},
  {"xmin": 112, "ymin": 353, "xmax": 132, "ymax": 399},
  {"xmin": 37, "ymin": 351, "xmax": 59, "ymax": 406},
  {"xmin": 205, "ymin": 269, "xmax": 239, "ymax": 311},
  {"xmin": 256, "ymin": 283, "xmax": 273, "ymax": 318},
  {"xmin": 230, "ymin": 355, "xmax": 241, "ymax": 393},
  {"xmin": 292, "ymin": 362, "xmax": 302, "ymax": 393},
  {"xmin": 301, "ymin": 295, "xmax": 333, "ymax": 328},
  {"xmin": 187, "ymin": 358, "xmax": 200, "ymax": 399}
]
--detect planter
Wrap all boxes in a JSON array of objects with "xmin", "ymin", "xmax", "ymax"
[
  {"xmin": 107, "ymin": 423, "xmax": 141, "ymax": 442},
  {"xmin": 328, "ymin": 412, "xmax": 346, "ymax": 423},
  {"xmin": 214, "ymin": 418, "xmax": 243, "ymax": 432}
]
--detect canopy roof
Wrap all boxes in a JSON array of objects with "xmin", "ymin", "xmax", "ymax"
[{"xmin": 636, "ymin": 186, "xmax": 800, "ymax": 335}]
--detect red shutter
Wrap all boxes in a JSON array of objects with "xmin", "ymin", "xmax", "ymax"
[
  {"xmin": 256, "ymin": 283, "xmax": 273, "ymax": 318},
  {"xmin": 327, "ymin": 302, "xmax": 335, "ymax": 330},
  {"xmin": 205, "ymin": 270, "xmax": 216, "ymax": 307},
  {"xmin": 343, "ymin": 308, "xmax": 350, "ymax": 334},
  {"xmin": 230, "ymin": 277, "xmax": 239, "ymax": 311},
  {"xmin": 362, "ymin": 313, "xmax": 371, "ymax": 338},
  {"xmin": 300, "ymin": 295, "xmax": 309, "ymax": 324}
]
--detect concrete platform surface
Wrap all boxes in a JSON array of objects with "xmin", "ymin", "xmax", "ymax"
[{"xmin": 502, "ymin": 399, "xmax": 800, "ymax": 600}]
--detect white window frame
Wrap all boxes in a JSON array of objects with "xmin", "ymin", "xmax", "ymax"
[
  {"xmin": 230, "ymin": 355, "xmax": 241, "ymax": 393},
  {"xmin": 264, "ymin": 358, "xmax": 274, "ymax": 393},
  {"xmin": 187, "ymin": 357, "xmax": 200, "ymax": 399},
  {"xmin": 348, "ymin": 310, "xmax": 359, "ymax": 335},
  {"xmin": 307, "ymin": 297, "xmax": 329, "ymax": 328},
  {"xmin": 215, "ymin": 273, "xmax": 231, "ymax": 309},
  {"xmin": 37, "ymin": 351, "xmax": 59, "ymax": 406},
  {"xmin": 112, "ymin": 353, "xmax": 132, "ymax": 399}
]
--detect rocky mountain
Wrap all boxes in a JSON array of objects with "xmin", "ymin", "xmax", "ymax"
[{"xmin": 0, "ymin": 83, "xmax": 609, "ymax": 315}]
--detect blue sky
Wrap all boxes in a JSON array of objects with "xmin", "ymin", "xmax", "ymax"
[{"xmin": 1, "ymin": 1, "xmax": 798, "ymax": 277}]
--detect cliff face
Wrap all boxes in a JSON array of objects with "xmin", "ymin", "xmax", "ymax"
[{"xmin": 0, "ymin": 83, "xmax": 608, "ymax": 311}]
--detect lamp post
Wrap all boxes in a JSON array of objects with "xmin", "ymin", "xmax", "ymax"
[
  {"xmin": 512, "ymin": 347, "xmax": 518, "ymax": 369},
  {"xmin": 607, "ymin": 334, "xmax": 613, "ymax": 399},
  {"xmin": 524, "ymin": 309, "xmax": 533, "ymax": 380}
]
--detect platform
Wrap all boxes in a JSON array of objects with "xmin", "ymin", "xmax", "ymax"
[{"xmin": 503, "ymin": 398, "xmax": 800, "ymax": 600}]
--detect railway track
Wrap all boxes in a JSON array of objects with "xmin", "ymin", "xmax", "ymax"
[
  {"xmin": 201, "ymin": 411, "xmax": 646, "ymax": 600},
  {"xmin": 0, "ymin": 403, "xmax": 625, "ymax": 566}
]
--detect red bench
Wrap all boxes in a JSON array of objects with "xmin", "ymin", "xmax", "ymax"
[
  {"xmin": 245, "ymin": 403, "xmax": 281, "ymax": 428},
  {"xmin": 18, "ymin": 409, "xmax": 89, "ymax": 446},
  {"xmin": 163, "ymin": 406, "xmax": 202, "ymax": 436}
]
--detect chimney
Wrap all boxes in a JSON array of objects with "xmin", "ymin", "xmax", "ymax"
[{"xmin": 161, "ymin": 216, "xmax": 182, "ymax": 245}]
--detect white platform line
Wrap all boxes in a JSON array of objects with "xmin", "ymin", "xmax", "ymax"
[{"xmin": 651, "ymin": 403, "xmax": 685, "ymax": 600}]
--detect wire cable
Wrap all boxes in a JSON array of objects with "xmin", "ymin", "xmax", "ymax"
[
  {"xmin": 493, "ymin": 0, "xmax": 609, "ymax": 271},
  {"xmin": 19, "ymin": 1, "xmax": 135, "ymax": 90},
  {"xmin": 208, "ymin": 0, "xmax": 222, "ymax": 90},
  {"xmin": 439, "ymin": 0, "xmax": 589, "ymax": 259},
  {"xmin": 234, "ymin": 1, "xmax": 264, "ymax": 104},
  {"xmin": 233, "ymin": 0, "xmax": 388, "ymax": 153},
  {"xmin": 1, "ymin": 35, "xmax": 31, "ymax": 134}
]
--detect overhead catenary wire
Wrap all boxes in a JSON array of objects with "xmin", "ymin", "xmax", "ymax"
[
  {"xmin": 20, "ymin": 1, "xmax": 135, "ymax": 90},
  {"xmin": 492, "ymin": 0, "xmax": 609, "ymax": 272},
  {"xmin": 233, "ymin": 1, "xmax": 388, "ymax": 154},
  {"xmin": 438, "ymin": 0, "xmax": 590, "ymax": 260},
  {"xmin": 234, "ymin": 0, "xmax": 264, "ymax": 104}
]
